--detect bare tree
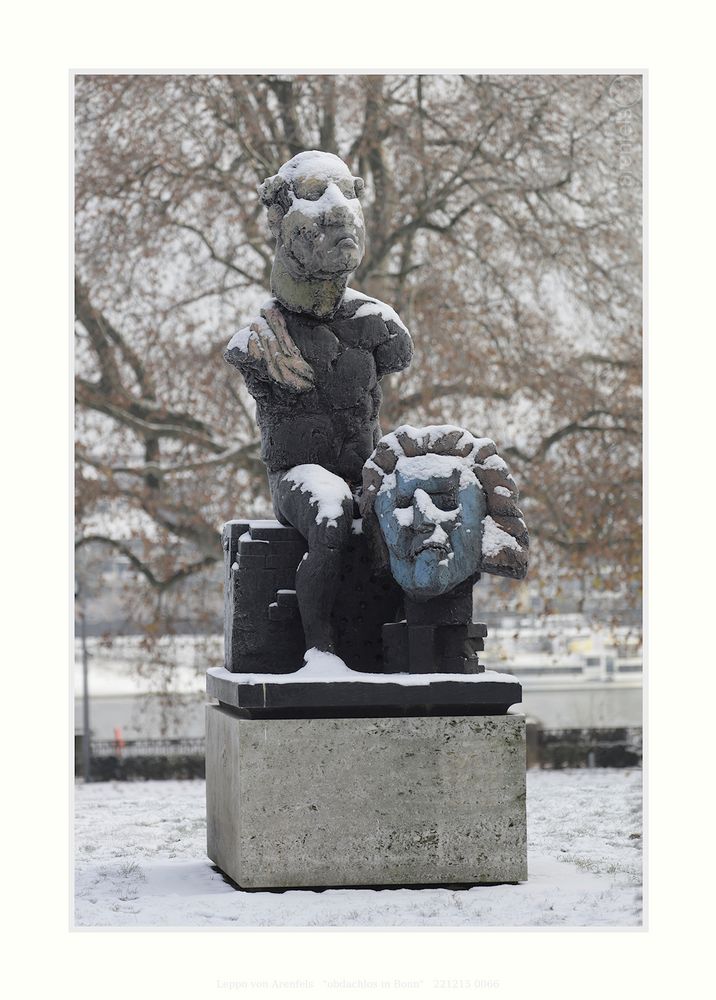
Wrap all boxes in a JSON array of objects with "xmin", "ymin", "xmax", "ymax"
[{"xmin": 75, "ymin": 73, "xmax": 642, "ymax": 646}]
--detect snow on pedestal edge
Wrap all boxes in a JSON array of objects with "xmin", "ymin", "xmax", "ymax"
[{"xmin": 207, "ymin": 664, "xmax": 520, "ymax": 687}]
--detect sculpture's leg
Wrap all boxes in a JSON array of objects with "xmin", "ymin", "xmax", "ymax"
[{"xmin": 274, "ymin": 468, "xmax": 353, "ymax": 655}]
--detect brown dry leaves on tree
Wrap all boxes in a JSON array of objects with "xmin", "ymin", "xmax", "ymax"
[{"xmin": 75, "ymin": 74, "xmax": 642, "ymax": 640}]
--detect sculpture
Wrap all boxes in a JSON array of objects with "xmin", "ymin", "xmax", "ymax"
[
  {"xmin": 223, "ymin": 148, "xmax": 528, "ymax": 676},
  {"xmin": 224, "ymin": 151, "xmax": 412, "ymax": 660},
  {"xmin": 209, "ymin": 150, "xmax": 530, "ymax": 891}
]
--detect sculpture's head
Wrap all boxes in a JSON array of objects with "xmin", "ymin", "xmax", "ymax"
[
  {"xmin": 259, "ymin": 150, "xmax": 365, "ymax": 280},
  {"xmin": 360, "ymin": 425, "xmax": 529, "ymax": 601}
]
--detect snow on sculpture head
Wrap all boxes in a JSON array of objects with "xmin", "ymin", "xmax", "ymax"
[
  {"xmin": 258, "ymin": 151, "xmax": 366, "ymax": 279},
  {"xmin": 360, "ymin": 425, "xmax": 529, "ymax": 601}
]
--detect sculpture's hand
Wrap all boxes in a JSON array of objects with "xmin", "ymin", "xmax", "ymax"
[{"xmin": 245, "ymin": 305, "xmax": 315, "ymax": 392}]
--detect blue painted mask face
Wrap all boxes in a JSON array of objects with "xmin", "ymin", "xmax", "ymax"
[{"xmin": 374, "ymin": 455, "xmax": 486, "ymax": 601}]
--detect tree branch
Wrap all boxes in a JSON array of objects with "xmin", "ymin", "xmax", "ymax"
[
  {"xmin": 399, "ymin": 381, "xmax": 512, "ymax": 409},
  {"xmin": 75, "ymin": 378, "xmax": 228, "ymax": 453},
  {"xmin": 504, "ymin": 411, "xmax": 638, "ymax": 464},
  {"xmin": 75, "ymin": 535, "xmax": 217, "ymax": 590},
  {"xmin": 77, "ymin": 440, "xmax": 260, "ymax": 478}
]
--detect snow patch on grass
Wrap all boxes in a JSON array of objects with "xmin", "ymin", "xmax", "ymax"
[{"xmin": 74, "ymin": 770, "xmax": 642, "ymax": 928}]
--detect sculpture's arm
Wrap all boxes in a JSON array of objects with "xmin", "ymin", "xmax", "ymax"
[
  {"xmin": 374, "ymin": 318, "xmax": 413, "ymax": 379},
  {"xmin": 223, "ymin": 303, "xmax": 315, "ymax": 393}
]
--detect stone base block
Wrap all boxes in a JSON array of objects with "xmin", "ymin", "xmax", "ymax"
[{"xmin": 206, "ymin": 705, "xmax": 527, "ymax": 889}]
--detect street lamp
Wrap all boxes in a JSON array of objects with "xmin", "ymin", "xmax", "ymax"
[{"xmin": 75, "ymin": 579, "xmax": 91, "ymax": 782}]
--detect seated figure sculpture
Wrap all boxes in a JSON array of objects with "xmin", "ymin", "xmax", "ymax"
[{"xmin": 224, "ymin": 151, "xmax": 413, "ymax": 661}]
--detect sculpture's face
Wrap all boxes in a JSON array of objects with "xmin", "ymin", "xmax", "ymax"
[
  {"xmin": 374, "ymin": 455, "xmax": 486, "ymax": 601},
  {"xmin": 279, "ymin": 160, "xmax": 365, "ymax": 279}
]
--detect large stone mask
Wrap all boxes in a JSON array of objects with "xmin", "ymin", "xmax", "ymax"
[
  {"xmin": 361, "ymin": 425, "xmax": 530, "ymax": 602},
  {"xmin": 374, "ymin": 454, "xmax": 485, "ymax": 600},
  {"xmin": 259, "ymin": 150, "xmax": 366, "ymax": 280}
]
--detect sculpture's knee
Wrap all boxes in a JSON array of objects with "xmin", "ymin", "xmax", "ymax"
[
  {"xmin": 280, "ymin": 464, "xmax": 353, "ymax": 551},
  {"xmin": 314, "ymin": 494, "xmax": 353, "ymax": 552}
]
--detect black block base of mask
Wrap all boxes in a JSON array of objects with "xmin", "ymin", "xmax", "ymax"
[{"xmin": 382, "ymin": 620, "xmax": 487, "ymax": 674}]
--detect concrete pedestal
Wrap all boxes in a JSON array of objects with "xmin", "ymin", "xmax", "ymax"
[{"xmin": 206, "ymin": 704, "xmax": 527, "ymax": 888}]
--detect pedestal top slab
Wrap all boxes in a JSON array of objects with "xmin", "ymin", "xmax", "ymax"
[{"xmin": 207, "ymin": 665, "xmax": 522, "ymax": 718}]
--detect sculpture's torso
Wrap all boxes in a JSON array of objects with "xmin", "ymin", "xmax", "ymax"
[{"xmin": 239, "ymin": 297, "xmax": 411, "ymax": 486}]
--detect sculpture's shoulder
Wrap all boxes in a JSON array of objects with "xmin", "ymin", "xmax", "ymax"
[
  {"xmin": 224, "ymin": 298, "xmax": 278, "ymax": 363},
  {"xmin": 338, "ymin": 288, "xmax": 412, "ymax": 344}
]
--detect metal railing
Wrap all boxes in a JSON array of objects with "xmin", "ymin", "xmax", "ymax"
[{"xmin": 90, "ymin": 737, "xmax": 205, "ymax": 758}]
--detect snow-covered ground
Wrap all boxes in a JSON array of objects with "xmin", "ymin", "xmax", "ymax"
[{"xmin": 74, "ymin": 769, "xmax": 642, "ymax": 928}]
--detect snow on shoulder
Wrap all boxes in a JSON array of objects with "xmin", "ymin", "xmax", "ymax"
[
  {"xmin": 343, "ymin": 287, "xmax": 410, "ymax": 337},
  {"xmin": 226, "ymin": 298, "xmax": 278, "ymax": 354},
  {"xmin": 226, "ymin": 299, "xmax": 279, "ymax": 355},
  {"xmin": 226, "ymin": 322, "xmax": 256, "ymax": 355}
]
